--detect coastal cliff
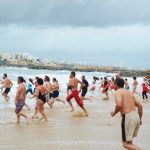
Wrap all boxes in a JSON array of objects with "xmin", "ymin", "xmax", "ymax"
[{"xmin": 0, "ymin": 53, "xmax": 149, "ymax": 77}]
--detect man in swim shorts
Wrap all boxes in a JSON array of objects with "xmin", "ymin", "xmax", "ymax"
[
  {"xmin": 111, "ymin": 78, "xmax": 143, "ymax": 150},
  {"xmin": 66, "ymin": 71, "xmax": 88, "ymax": 116},
  {"xmin": 0, "ymin": 74, "xmax": 13, "ymax": 102},
  {"xmin": 15, "ymin": 76, "xmax": 28, "ymax": 124}
]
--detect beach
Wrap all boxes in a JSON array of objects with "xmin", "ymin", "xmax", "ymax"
[
  {"xmin": 0, "ymin": 93, "xmax": 150, "ymax": 150},
  {"xmin": 0, "ymin": 67, "xmax": 150, "ymax": 150}
]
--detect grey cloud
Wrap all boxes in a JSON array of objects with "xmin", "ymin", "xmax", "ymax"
[{"xmin": 0, "ymin": 0, "xmax": 150, "ymax": 27}]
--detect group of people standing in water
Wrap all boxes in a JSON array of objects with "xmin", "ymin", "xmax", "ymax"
[{"xmin": 0, "ymin": 71, "xmax": 149, "ymax": 150}]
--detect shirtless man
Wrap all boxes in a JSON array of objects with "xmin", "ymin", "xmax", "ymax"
[
  {"xmin": 0, "ymin": 74, "xmax": 13, "ymax": 102},
  {"xmin": 111, "ymin": 78, "xmax": 143, "ymax": 150},
  {"xmin": 66, "ymin": 71, "xmax": 88, "ymax": 116},
  {"xmin": 15, "ymin": 76, "xmax": 28, "ymax": 124}
]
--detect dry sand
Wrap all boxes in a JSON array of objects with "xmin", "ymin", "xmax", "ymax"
[{"xmin": 0, "ymin": 94, "xmax": 150, "ymax": 150}]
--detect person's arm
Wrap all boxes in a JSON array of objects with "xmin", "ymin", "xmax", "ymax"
[
  {"xmin": 78, "ymin": 79, "xmax": 83, "ymax": 92},
  {"xmin": 10, "ymin": 80, "xmax": 13, "ymax": 88},
  {"xmin": 0, "ymin": 80, "xmax": 3, "ymax": 84},
  {"xmin": 134, "ymin": 97, "xmax": 143, "ymax": 125},
  {"xmin": 31, "ymin": 88, "xmax": 39, "ymax": 99},
  {"xmin": 111, "ymin": 92, "xmax": 122, "ymax": 117}
]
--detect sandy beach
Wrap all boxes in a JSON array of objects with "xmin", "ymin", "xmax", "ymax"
[{"xmin": 0, "ymin": 93, "xmax": 150, "ymax": 150}]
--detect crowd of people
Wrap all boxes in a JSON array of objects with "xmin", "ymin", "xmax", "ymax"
[{"xmin": 0, "ymin": 71, "xmax": 149, "ymax": 150}]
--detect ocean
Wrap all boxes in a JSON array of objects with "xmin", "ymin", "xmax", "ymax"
[{"xmin": 0, "ymin": 67, "xmax": 144, "ymax": 108}]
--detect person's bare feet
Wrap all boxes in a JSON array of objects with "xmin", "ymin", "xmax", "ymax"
[{"xmin": 70, "ymin": 108, "xmax": 75, "ymax": 112}]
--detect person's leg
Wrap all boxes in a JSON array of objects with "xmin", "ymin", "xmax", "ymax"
[
  {"xmin": 25, "ymin": 102, "xmax": 31, "ymax": 111},
  {"xmin": 145, "ymin": 92, "xmax": 148, "ymax": 99},
  {"xmin": 142, "ymin": 91, "xmax": 144, "ymax": 100},
  {"xmin": 16, "ymin": 114, "xmax": 20, "ymax": 124},
  {"xmin": 32, "ymin": 101, "xmax": 38, "ymax": 119},
  {"xmin": 74, "ymin": 91, "xmax": 88, "ymax": 116},
  {"xmin": 2, "ymin": 93, "xmax": 9, "ymax": 102},
  {"xmin": 105, "ymin": 92, "xmax": 109, "ymax": 100},
  {"xmin": 123, "ymin": 142, "xmax": 143, "ymax": 150},
  {"xmin": 38, "ymin": 103, "xmax": 48, "ymax": 122},
  {"xmin": 19, "ymin": 112, "xmax": 29, "ymax": 123},
  {"xmin": 66, "ymin": 92, "xmax": 74, "ymax": 112},
  {"xmin": 26, "ymin": 89, "xmax": 29, "ymax": 95}
]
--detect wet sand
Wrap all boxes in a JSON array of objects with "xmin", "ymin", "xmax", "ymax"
[{"xmin": 0, "ymin": 94, "xmax": 150, "ymax": 150}]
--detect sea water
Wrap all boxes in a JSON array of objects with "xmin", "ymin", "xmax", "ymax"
[{"xmin": 0, "ymin": 67, "xmax": 144, "ymax": 108}]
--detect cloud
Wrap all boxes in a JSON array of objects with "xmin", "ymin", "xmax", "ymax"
[
  {"xmin": 0, "ymin": 24, "xmax": 150, "ymax": 69},
  {"xmin": 0, "ymin": 0, "xmax": 150, "ymax": 27}
]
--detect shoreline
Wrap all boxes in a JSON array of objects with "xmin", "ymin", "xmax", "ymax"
[{"xmin": 0, "ymin": 64, "xmax": 150, "ymax": 77}]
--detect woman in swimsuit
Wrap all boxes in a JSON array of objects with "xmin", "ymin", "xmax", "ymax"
[
  {"xmin": 31, "ymin": 78, "xmax": 48, "ymax": 122},
  {"xmin": 49, "ymin": 78, "xmax": 65, "ymax": 108}
]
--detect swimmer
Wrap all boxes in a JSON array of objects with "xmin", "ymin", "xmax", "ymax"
[
  {"xmin": 111, "ymin": 78, "xmax": 143, "ymax": 150},
  {"xmin": 15, "ymin": 76, "xmax": 29, "ymax": 124},
  {"xmin": 31, "ymin": 78, "xmax": 48, "ymax": 122},
  {"xmin": 80, "ymin": 75, "xmax": 91, "ymax": 101},
  {"xmin": 1, "ymin": 74, "xmax": 13, "ymax": 102},
  {"xmin": 132, "ymin": 77, "xmax": 140, "ymax": 96},
  {"xmin": 66, "ymin": 71, "xmax": 88, "ymax": 116},
  {"xmin": 48, "ymin": 78, "xmax": 65, "ymax": 108}
]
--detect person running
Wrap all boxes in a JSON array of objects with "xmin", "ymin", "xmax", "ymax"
[
  {"xmin": 49, "ymin": 78, "xmax": 65, "ymax": 108},
  {"xmin": 66, "ymin": 71, "xmax": 88, "ymax": 116},
  {"xmin": 99, "ymin": 77, "xmax": 104, "ymax": 92},
  {"xmin": 80, "ymin": 75, "xmax": 91, "ymax": 101},
  {"xmin": 109, "ymin": 77, "xmax": 115, "ymax": 95},
  {"xmin": 31, "ymin": 78, "xmax": 48, "ymax": 122},
  {"xmin": 111, "ymin": 78, "xmax": 143, "ymax": 150},
  {"xmin": 15, "ymin": 76, "xmax": 29, "ymax": 124},
  {"xmin": 102, "ymin": 77, "xmax": 109, "ymax": 100},
  {"xmin": 132, "ymin": 77, "xmax": 140, "ymax": 96},
  {"xmin": 90, "ymin": 81, "xmax": 96, "ymax": 93},
  {"xmin": 125, "ymin": 79, "xmax": 130, "ymax": 90},
  {"xmin": 0, "ymin": 74, "xmax": 13, "ymax": 102},
  {"xmin": 26, "ymin": 78, "xmax": 34, "ymax": 95},
  {"xmin": 44, "ymin": 75, "xmax": 53, "ymax": 108},
  {"xmin": 141, "ymin": 78, "xmax": 148, "ymax": 102}
]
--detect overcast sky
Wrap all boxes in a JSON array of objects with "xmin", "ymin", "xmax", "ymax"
[{"xmin": 0, "ymin": 0, "xmax": 150, "ymax": 69}]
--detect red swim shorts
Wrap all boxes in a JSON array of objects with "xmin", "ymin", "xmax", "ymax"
[{"xmin": 66, "ymin": 90, "xmax": 83, "ymax": 107}]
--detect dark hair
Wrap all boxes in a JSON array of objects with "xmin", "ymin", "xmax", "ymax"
[
  {"xmin": 18, "ymin": 76, "xmax": 25, "ymax": 83},
  {"xmin": 133, "ymin": 77, "xmax": 136, "ymax": 80},
  {"xmin": 45, "ymin": 76, "xmax": 50, "ymax": 82},
  {"xmin": 104, "ymin": 77, "xmax": 107, "ymax": 80},
  {"xmin": 82, "ymin": 75, "xmax": 85, "ymax": 79},
  {"xmin": 114, "ymin": 78, "xmax": 125, "ymax": 88},
  {"xmin": 35, "ymin": 77, "xmax": 39, "ymax": 80},
  {"xmin": 125, "ymin": 78, "xmax": 128, "ymax": 81},
  {"xmin": 52, "ymin": 78, "xmax": 57, "ymax": 82},
  {"xmin": 37, "ymin": 78, "xmax": 44, "ymax": 85},
  {"xmin": 71, "ymin": 71, "xmax": 76, "ymax": 77},
  {"xmin": 29, "ymin": 78, "xmax": 34, "ymax": 84},
  {"xmin": 4, "ymin": 74, "xmax": 7, "ymax": 77}
]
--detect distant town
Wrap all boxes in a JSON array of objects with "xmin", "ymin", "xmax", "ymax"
[{"xmin": 0, "ymin": 53, "xmax": 149, "ymax": 77}]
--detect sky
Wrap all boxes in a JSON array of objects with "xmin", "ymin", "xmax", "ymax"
[{"xmin": 0, "ymin": 0, "xmax": 150, "ymax": 69}]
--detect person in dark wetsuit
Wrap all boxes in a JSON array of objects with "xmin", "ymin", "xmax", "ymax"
[
  {"xmin": 80, "ymin": 76, "xmax": 91, "ymax": 101},
  {"xmin": 31, "ymin": 78, "xmax": 48, "ymax": 122}
]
